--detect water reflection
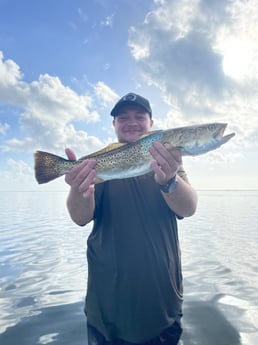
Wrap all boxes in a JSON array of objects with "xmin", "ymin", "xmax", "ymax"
[
  {"xmin": 0, "ymin": 298, "xmax": 249, "ymax": 345},
  {"xmin": 182, "ymin": 298, "xmax": 241, "ymax": 345},
  {"xmin": 0, "ymin": 192, "xmax": 89, "ymax": 335}
]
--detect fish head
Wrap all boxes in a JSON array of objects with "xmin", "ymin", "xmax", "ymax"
[
  {"xmin": 162, "ymin": 123, "xmax": 235, "ymax": 156},
  {"xmin": 207, "ymin": 122, "xmax": 228, "ymax": 138},
  {"xmin": 198, "ymin": 122, "xmax": 235, "ymax": 145},
  {"xmin": 181, "ymin": 123, "xmax": 235, "ymax": 155}
]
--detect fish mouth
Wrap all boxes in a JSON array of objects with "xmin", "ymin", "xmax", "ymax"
[
  {"xmin": 216, "ymin": 123, "xmax": 235, "ymax": 142},
  {"xmin": 215, "ymin": 123, "xmax": 227, "ymax": 138}
]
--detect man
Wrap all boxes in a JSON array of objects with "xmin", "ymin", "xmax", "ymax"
[{"xmin": 65, "ymin": 93, "xmax": 198, "ymax": 345}]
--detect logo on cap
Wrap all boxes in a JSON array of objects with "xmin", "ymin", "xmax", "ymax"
[{"xmin": 122, "ymin": 93, "xmax": 137, "ymax": 101}]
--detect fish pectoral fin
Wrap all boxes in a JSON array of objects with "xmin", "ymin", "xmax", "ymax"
[
  {"xmin": 176, "ymin": 146, "xmax": 196, "ymax": 156},
  {"xmin": 93, "ymin": 177, "xmax": 104, "ymax": 184}
]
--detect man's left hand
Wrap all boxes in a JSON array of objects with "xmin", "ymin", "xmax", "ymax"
[{"xmin": 150, "ymin": 142, "xmax": 182, "ymax": 185}]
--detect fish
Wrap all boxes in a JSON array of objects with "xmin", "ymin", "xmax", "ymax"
[{"xmin": 34, "ymin": 122, "xmax": 235, "ymax": 184}]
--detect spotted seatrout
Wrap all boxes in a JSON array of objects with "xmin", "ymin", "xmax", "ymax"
[{"xmin": 34, "ymin": 123, "xmax": 235, "ymax": 184}]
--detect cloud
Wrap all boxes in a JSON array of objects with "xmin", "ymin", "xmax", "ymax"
[
  {"xmin": 0, "ymin": 51, "xmax": 23, "ymax": 86},
  {"xmin": 0, "ymin": 158, "xmax": 35, "ymax": 191},
  {"xmin": 128, "ymin": 0, "xmax": 258, "ymax": 146},
  {"xmin": 0, "ymin": 51, "xmax": 105, "ymax": 155},
  {"xmin": 129, "ymin": 0, "xmax": 258, "ymax": 94},
  {"xmin": 0, "ymin": 157, "xmax": 66, "ymax": 192},
  {"xmin": 6, "ymin": 157, "xmax": 32, "ymax": 177},
  {"xmin": 128, "ymin": 0, "xmax": 231, "ymax": 113},
  {"xmin": 0, "ymin": 122, "xmax": 9, "ymax": 135},
  {"xmin": 100, "ymin": 15, "xmax": 114, "ymax": 27},
  {"xmin": 0, "ymin": 51, "xmax": 28, "ymax": 107},
  {"xmin": 78, "ymin": 7, "xmax": 88, "ymax": 22},
  {"xmin": 94, "ymin": 81, "xmax": 119, "ymax": 106},
  {"xmin": 215, "ymin": 0, "xmax": 258, "ymax": 82}
]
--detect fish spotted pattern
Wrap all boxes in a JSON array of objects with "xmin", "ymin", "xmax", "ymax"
[{"xmin": 34, "ymin": 123, "xmax": 235, "ymax": 184}]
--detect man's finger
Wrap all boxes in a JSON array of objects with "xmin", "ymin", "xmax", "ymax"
[{"xmin": 65, "ymin": 148, "xmax": 77, "ymax": 161}]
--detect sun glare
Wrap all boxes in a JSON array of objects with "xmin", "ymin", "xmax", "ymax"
[{"xmin": 221, "ymin": 39, "xmax": 255, "ymax": 80}]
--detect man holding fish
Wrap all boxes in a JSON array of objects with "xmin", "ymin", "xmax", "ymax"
[
  {"xmin": 65, "ymin": 93, "xmax": 197, "ymax": 345},
  {"xmin": 34, "ymin": 94, "xmax": 234, "ymax": 344}
]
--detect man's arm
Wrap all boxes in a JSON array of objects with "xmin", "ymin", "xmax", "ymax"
[
  {"xmin": 159, "ymin": 175, "xmax": 197, "ymax": 217},
  {"xmin": 150, "ymin": 142, "xmax": 198, "ymax": 218},
  {"xmin": 65, "ymin": 148, "xmax": 97, "ymax": 226}
]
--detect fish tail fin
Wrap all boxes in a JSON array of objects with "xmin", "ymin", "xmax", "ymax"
[{"xmin": 34, "ymin": 150, "xmax": 68, "ymax": 184}]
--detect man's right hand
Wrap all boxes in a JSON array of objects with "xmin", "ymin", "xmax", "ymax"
[{"xmin": 65, "ymin": 148, "xmax": 97, "ymax": 198}]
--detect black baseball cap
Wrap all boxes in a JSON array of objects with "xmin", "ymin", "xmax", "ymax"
[{"xmin": 110, "ymin": 93, "xmax": 152, "ymax": 117}]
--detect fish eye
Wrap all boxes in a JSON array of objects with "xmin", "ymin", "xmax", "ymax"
[{"xmin": 208, "ymin": 124, "xmax": 216, "ymax": 131}]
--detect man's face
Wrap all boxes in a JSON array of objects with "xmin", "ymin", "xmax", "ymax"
[{"xmin": 113, "ymin": 105, "xmax": 153, "ymax": 143}]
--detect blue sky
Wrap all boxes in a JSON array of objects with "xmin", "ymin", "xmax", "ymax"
[{"xmin": 0, "ymin": 0, "xmax": 257, "ymax": 191}]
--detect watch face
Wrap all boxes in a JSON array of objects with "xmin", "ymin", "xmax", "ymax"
[
  {"xmin": 159, "ymin": 176, "xmax": 178, "ymax": 193},
  {"xmin": 168, "ymin": 179, "xmax": 178, "ymax": 193},
  {"xmin": 161, "ymin": 183, "xmax": 170, "ymax": 193}
]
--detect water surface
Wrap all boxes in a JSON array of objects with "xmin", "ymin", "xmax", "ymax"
[{"xmin": 0, "ymin": 191, "xmax": 257, "ymax": 344}]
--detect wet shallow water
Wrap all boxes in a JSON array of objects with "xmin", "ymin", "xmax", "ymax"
[{"xmin": 0, "ymin": 190, "xmax": 257, "ymax": 344}]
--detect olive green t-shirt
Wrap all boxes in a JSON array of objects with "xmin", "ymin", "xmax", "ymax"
[{"xmin": 85, "ymin": 171, "xmax": 185, "ymax": 343}]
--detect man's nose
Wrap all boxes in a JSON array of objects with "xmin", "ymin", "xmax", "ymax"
[{"xmin": 127, "ymin": 118, "xmax": 138, "ymax": 125}]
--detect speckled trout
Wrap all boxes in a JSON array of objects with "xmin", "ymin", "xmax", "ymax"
[{"xmin": 34, "ymin": 123, "xmax": 235, "ymax": 184}]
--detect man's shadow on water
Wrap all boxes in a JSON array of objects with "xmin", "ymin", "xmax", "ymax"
[
  {"xmin": 0, "ymin": 299, "xmax": 241, "ymax": 345},
  {"xmin": 181, "ymin": 299, "xmax": 241, "ymax": 345}
]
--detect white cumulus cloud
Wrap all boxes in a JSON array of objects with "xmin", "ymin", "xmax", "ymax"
[
  {"xmin": 128, "ymin": 0, "xmax": 258, "ymax": 147},
  {"xmin": 0, "ymin": 51, "xmax": 104, "ymax": 155}
]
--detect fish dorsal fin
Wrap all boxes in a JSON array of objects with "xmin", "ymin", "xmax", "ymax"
[
  {"xmin": 80, "ymin": 131, "xmax": 162, "ymax": 159},
  {"xmin": 84, "ymin": 142, "xmax": 127, "ymax": 159},
  {"xmin": 139, "ymin": 130, "xmax": 162, "ymax": 139}
]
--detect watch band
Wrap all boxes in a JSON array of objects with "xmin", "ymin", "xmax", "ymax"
[{"xmin": 158, "ymin": 175, "xmax": 178, "ymax": 194}]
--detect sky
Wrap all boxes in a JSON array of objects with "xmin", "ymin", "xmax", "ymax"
[{"xmin": 0, "ymin": 0, "xmax": 258, "ymax": 191}]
